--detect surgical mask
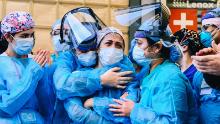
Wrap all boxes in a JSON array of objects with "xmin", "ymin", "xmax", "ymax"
[
  {"xmin": 99, "ymin": 47, "xmax": 123, "ymax": 66},
  {"xmin": 77, "ymin": 51, "xmax": 97, "ymax": 67},
  {"xmin": 52, "ymin": 35, "xmax": 70, "ymax": 52},
  {"xmin": 11, "ymin": 37, "xmax": 34, "ymax": 55},
  {"xmin": 132, "ymin": 45, "xmax": 151, "ymax": 67},
  {"xmin": 200, "ymin": 31, "xmax": 212, "ymax": 47},
  {"xmin": 175, "ymin": 44, "xmax": 183, "ymax": 59}
]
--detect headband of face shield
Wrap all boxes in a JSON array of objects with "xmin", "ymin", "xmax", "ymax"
[{"xmin": 60, "ymin": 7, "xmax": 106, "ymax": 51}]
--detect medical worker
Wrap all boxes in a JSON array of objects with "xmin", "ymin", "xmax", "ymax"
[
  {"xmin": 108, "ymin": 3, "xmax": 198, "ymax": 123},
  {"xmin": 192, "ymin": 8, "xmax": 220, "ymax": 124},
  {"xmin": 53, "ymin": 7, "xmax": 133, "ymax": 123},
  {"xmin": 109, "ymin": 28, "xmax": 198, "ymax": 124},
  {"xmin": 0, "ymin": 11, "xmax": 55, "ymax": 123},
  {"xmin": 200, "ymin": 8, "xmax": 220, "ymax": 48},
  {"xmin": 63, "ymin": 27, "xmax": 138, "ymax": 124},
  {"xmin": 171, "ymin": 28, "xmax": 204, "ymax": 84}
]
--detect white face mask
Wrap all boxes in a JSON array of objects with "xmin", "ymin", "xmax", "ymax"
[
  {"xmin": 98, "ymin": 47, "xmax": 123, "ymax": 66},
  {"xmin": 175, "ymin": 43, "xmax": 183, "ymax": 60},
  {"xmin": 52, "ymin": 35, "xmax": 70, "ymax": 52},
  {"xmin": 132, "ymin": 45, "xmax": 151, "ymax": 66},
  {"xmin": 77, "ymin": 51, "xmax": 97, "ymax": 67},
  {"xmin": 132, "ymin": 45, "xmax": 164, "ymax": 66},
  {"xmin": 11, "ymin": 37, "xmax": 34, "ymax": 55}
]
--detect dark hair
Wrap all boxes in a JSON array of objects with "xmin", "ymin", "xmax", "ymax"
[
  {"xmin": 146, "ymin": 37, "xmax": 170, "ymax": 60},
  {"xmin": 204, "ymin": 73, "xmax": 220, "ymax": 90},
  {"xmin": 160, "ymin": 46, "xmax": 170, "ymax": 60},
  {"xmin": 188, "ymin": 36, "xmax": 204, "ymax": 55},
  {"xmin": 0, "ymin": 22, "xmax": 8, "ymax": 54}
]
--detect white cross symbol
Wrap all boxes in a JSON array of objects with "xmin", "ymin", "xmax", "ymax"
[{"xmin": 173, "ymin": 13, "xmax": 193, "ymax": 29}]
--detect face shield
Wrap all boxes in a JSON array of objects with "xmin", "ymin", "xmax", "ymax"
[
  {"xmin": 115, "ymin": 3, "xmax": 182, "ymax": 62},
  {"xmin": 60, "ymin": 7, "xmax": 106, "ymax": 51},
  {"xmin": 114, "ymin": 2, "xmax": 171, "ymax": 44}
]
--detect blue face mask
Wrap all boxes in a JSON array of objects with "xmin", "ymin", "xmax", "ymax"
[
  {"xmin": 132, "ymin": 45, "xmax": 151, "ymax": 67},
  {"xmin": 200, "ymin": 31, "xmax": 212, "ymax": 47},
  {"xmin": 77, "ymin": 51, "xmax": 97, "ymax": 67},
  {"xmin": 52, "ymin": 35, "xmax": 70, "ymax": 52},
  {"xmin": 99, "ymin": 48, "xmax": 123, "ymax": 66},
  {"xmin": 11, "ymin": 37, "xmax": 34, "ymax": 55}
]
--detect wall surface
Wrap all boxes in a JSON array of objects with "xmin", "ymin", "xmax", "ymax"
[{"xmin": 0, "ymin": 0, "xmax": 129, "ymax": 53}]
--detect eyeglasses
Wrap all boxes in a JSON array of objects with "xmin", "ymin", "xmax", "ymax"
[{"xmin": 51, "ymin": 29, "xmax": 69, "ymax": 36}]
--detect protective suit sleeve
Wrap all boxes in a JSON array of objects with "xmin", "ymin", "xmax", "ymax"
[
  {"xmin": 64, "ymin": 97, "xmax": 114, "ymax": 124},
  {"xmin": 58, "ymin": 69, "xmax": 103, "ymax": 100},
  {"xmin": 36, "ymin": 64, "xmax": 56, "ymax": 123},
  {"xmin": 0, "ymin": 60, "xmax": 43, "ymax": 115},
  {"xmin": 54, "ymin": 52, "xmax": 102, "ymax": 100}
]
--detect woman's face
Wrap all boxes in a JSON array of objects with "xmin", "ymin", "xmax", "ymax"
[
  {"xmin": 99, "ymin": 33, "xmax": 124, "ymax": 50},
  {"xmin": 97, "ymin": 32, "xmax": 124, "ymax": 67},
  {"xmin": 136, "ymin": 38, "xmax": 155, "ymax": 58},
  {"xmin": 5, "ymin": 28, "xmax": 35, "ymax": 56}
]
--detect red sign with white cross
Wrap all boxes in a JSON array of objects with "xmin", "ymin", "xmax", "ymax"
[{"xmin": 169, "ymin": 9, "xmax": 198, "ymax": 33}]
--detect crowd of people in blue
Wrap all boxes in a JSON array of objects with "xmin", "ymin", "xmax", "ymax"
[{"xmin": 0, "ymin": 2, "xmax": 220, "ymax": 124}]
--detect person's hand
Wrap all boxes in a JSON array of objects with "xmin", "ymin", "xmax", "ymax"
[
  {"xmin": 195, "ymin": 47, "xmax": 217, "ymax": 56},
  {"xmin": 33, "ymin": 50, "xmax": 49, "ymax": 67},
  {"xmin": 212, "ymin": 29, "xmax": 220, "ymax": 44},
  {"xmin": 109, "ymin": 99, "xmax": 134, "ymax": 117},
  {"xmin": 84, "ymin": 98, "xmax": 93, "ymax": 109},
  {"xmin": 192, "ymin": 53, "xmax": 220, "ymax": 76},
  {"xmin": 100, "ymin": 67, "xmax": 133, "ymax": 89}
]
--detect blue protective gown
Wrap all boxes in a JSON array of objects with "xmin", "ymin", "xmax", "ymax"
[
  {"xmin": 53, "ymin": 51, "xmax": 115, "ymax": 124},
  {"xmin": 133, "ymin": 65, "xmax": 150, "ymax": 84},
  {"xmin": 193, "ymin": 71, "xmax": 220, "ymax": 124},
  {"xmin": 0, "ymin": 55, "xmax": 55, "ymax": 124},
  {"xmin": 129, "ymin": 60, "xmax": 198, "ymax": 124},
  {"xmin": 53, "ymin": 51, "xmax": 139, "ymax": 123}
]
